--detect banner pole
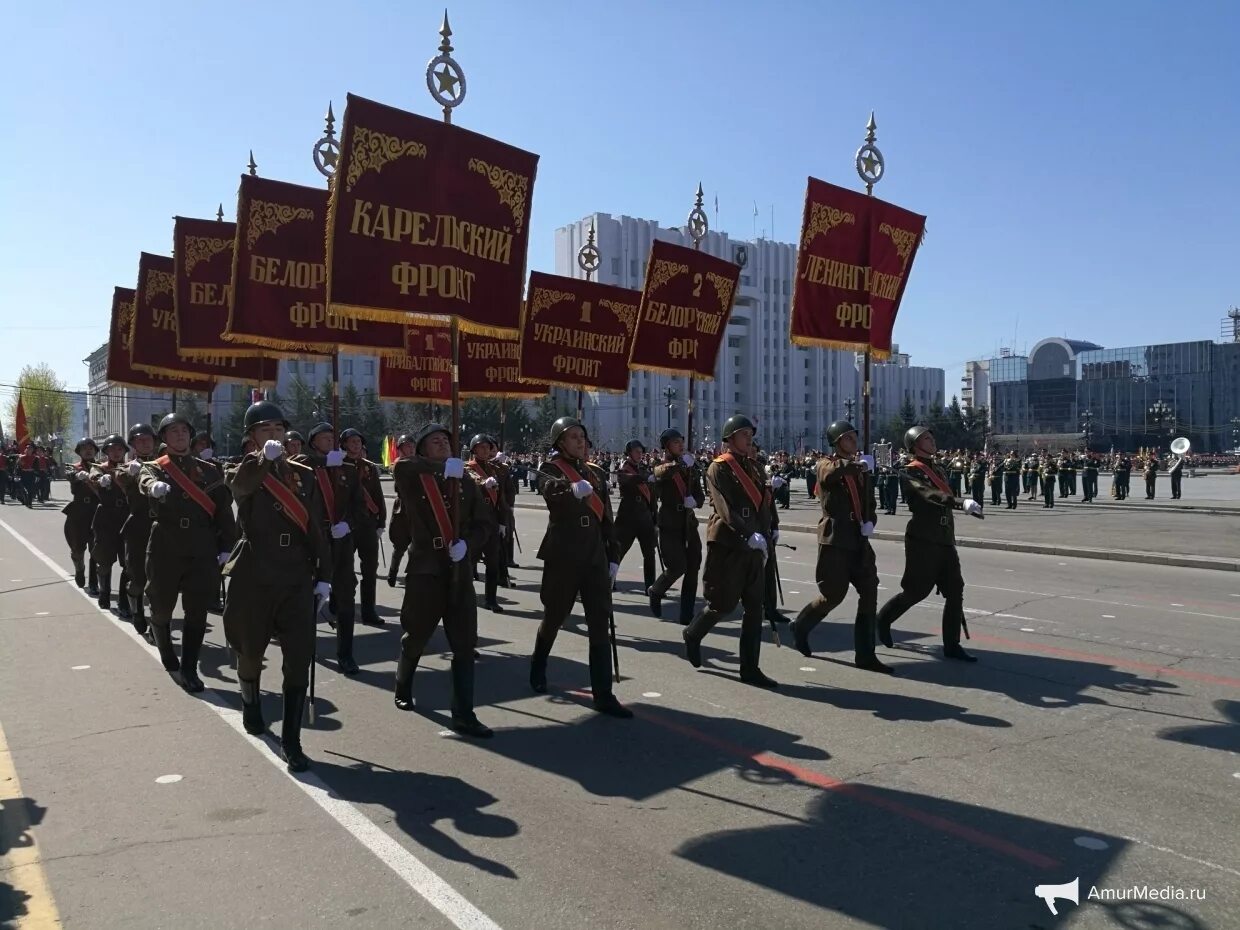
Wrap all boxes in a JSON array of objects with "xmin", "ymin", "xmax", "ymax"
[
  {"xmin": 855, "ymin": 112, "xmax": 884, "ymax": 455},
  {"xmin": 312, "ymin": 102, "xmax": 341, "ymax": 442},
  {"xmin": 686, "ymin": 183, "xmax": 709, "ymax": 452},
  {"xmin": 576, "ymin": 219, "xmax": 599, "ymax": 429}
]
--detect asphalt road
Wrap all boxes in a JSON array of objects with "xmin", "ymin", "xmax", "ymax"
[{"xmin": 1, "ymin": 494, "xmax": 1237, "ymax": 929}]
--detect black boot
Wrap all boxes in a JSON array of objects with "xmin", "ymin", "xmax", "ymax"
[
  {"xmin": 336, "ymin": 613, "xmax": 360, "ymax": 675},
  {"xmin": 361, "ymin": 575, "xmax": 382, "ymax": 626},
  {"xmin": 150, "ymin": 623, "xmax": 180, "ymax": 672},
  {"xmin": 679, "ymin": 576, "xmax": 698, "ymax": 626},
  {"xmin": 738, "ymin": 617, "xmax": 778, "ymax": 689},
  {"xmin": 97, "ymin": 567, "xmax": 111, "ymax": 610},
  {"xmin": 115, "ymin": 569, "xmax": 131, "ymax": 619},
  {"xmin": 643, "ymin": 554, "xmax": 656, "ymax": 598},
  {"xmin": 683, "ymin": 607, "xmax": 719, "ymax": 668},
  {"xmin": 87, "ymin": 561, "xmax": 99, "ymax": 598},
  {"xmin": 943, "ymin": 644, "xmax": 978, "ymax": 662},
  {"xmin": 73, "ymin": 557, "xmax": 85, "ymax": 589},
  {"xmin": 450, "ymin": 658, "xmax": 494, "ymax": 737},
  {"xmin": 177, "ymin": 623, "xmax": 206, "ymax": 692},
  {"xmin": 589, "ymin": 642, "xmax": 632, "ymax": 718},
  {"xmin": 394, "ymin": 654, "xmax": 416, "ymax": 711},
  {"xmin": 683, "ymin": 627, "xmax": 703, "ymax": 669},
  {"xmin": 130, "ymin": 591, "xmax": 148, "ymax": 636},
  {"xmin": 529, "ymin": 635, "xmax": 552, "ymax": 694},
  {"xmin": 386, "ymin": 549, "xmax": 403, "ymax": 588},
  {"xmin": 280, "ymin": 688, "xmax": 310, "ymax": 772},
  {"xmin": 876, "ymin": 609, "xmax": 895, "ymax": 649},
  {"xmin": 483, "ymin": 572, "xmax": 503, "ymax": 612},
  {"xmin": 240, "ymin": 677, "xmax": 265, "ymax": 734},
  {"xmin": 792, "ymin": 603, "xmax": 817, "ymax": 658},
  {"xmin": 647, "ymin": 586, "xmax": 663, "ymax": 619}
]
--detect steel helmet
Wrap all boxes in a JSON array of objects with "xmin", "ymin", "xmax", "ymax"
[
  {"xmin": 624, "ymin": 439, "xmax": 645, "ymax": 455},
  {"xmin": 549, "ymin": 416, "xmax": 588, "ymax": 448},
  {"xmin": 156, "ymin": 412, "xmax": 193, "ymax": 437},
  {"xmin": 127, "ymin": 423, "xmax": 155, "ymax": 446},
  {"xmin": 339, "ymin": 427, "xmax": 364, "ymax": 446},
  {"xmin": 826, "ymin": 420, "xmax": 857, "ymax": 446},
  {"xmin": 101, "ymin": 433, "xmax": 127, "ymax": 452},
  {"xmin": 659, "ymin": 428, "xmax": 683, "ymax": 449},
  {"xmin": 903, "ymin": 425, "xmax": 932, "ymax": 452},
  {"xmin": 243, "ymin": 401, "xmax": 288, "ymax": 431},
  {"xmin": 307, "ymin": 422, "xmax": 334, "ymax": 443},
  {"xmin": 722, "ymin": 414, "xmax": 756, "ymax": 441},
  {"xmin": 75, "ymin": 437, "xmax": 99, "ymax": 455},
  {"xmin": 414, "ymin": 422, "xmax": 451, "ymax": 453},
  {"xmin": 284, "ymin": 430, "xmax": 305, "ymax": 444},
  {"xmin": 469, "ymin": 433, "xmax": 497, "ymax": 453}
]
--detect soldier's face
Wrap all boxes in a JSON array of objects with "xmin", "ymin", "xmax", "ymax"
[
  {"xmin": 665, "ymin": 438, "xmax": 684, "ymax": 457},
  {"xmin": 836, "ymin": 432, "xmax": 858, "ymax": 456},
  {"xmin": 242, "ymin": 439, "xmax": 256, "ymax": 454},
  {"xmin": 423, "ymin": 432, "xmax": 451, "ymax": 462},
  {"xmin": 729, "ymin": 428, "xmax": 754, "ymax": 456},
  {"xmin": 285, "ymin": 439, "xmax": 303, "ymax": 456},
  {"xmin": 627, "ymin": 447, "xmax": 643, "ymax": 463},
  {"xmin": 344, "ymin": 436, "xmax": 364, "ymax": 457},
  {"xmin": 915, "ymin": 433, "xmax": 937, "ymax": 456},
  {"xmin": 106, "ymin": 445, "xmax": 126, "ymax": 464},
  {"xmin": 559, "ymin": 426, "xmax": 588, "ymax": 461},
  {"xmin": 78, "ymin": 446, "xmax": 96, "ymax": 462},
  {"xmin": 132, "ymin": 435, "xmax": 155, "ymax": 458},
  {"xmin": 252, "ymin": 422, "xmax": 286, "ymax": 445},
  {"xmin": 311, "ymin": 434, "xmax": 334, "ymax": 454},
  {"xmin": 397, "ymin": 441, "xmax": 414, "ymax": 459},
  {"xmin": 473, "ymin": 443, "xmax": 494, "ymax": 463},
  {"xmin": 163, "ymin": 424, "xmax": 191, "ymax": 453}
]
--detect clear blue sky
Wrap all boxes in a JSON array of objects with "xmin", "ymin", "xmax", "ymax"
[{"xmin": 2, "ymin": 0, "xmax": 1237, "ymax": 400}]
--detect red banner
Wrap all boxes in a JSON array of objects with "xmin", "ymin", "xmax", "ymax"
[
  {"xmin": 107, "ymin": 286, "xmax": 209, "ymax": 392},
  {"xmin": 789, "ymin": 177, "xmax": 925, "ymax": 359},
  {"xmin": 518, "ymin": 272, "xmax": 638, "ymax": 394},
  {"xmin": 377, "ymin": 325, "xmax": 453, "ymax": 402},
  {"xmin": 226, "ymin": 174, "xmax": 406, "ymax": 355},
  {"xmin": 460, "ymin": 330, "xmax": 547, "ymax": 399},
  {"xmin": 630, "ymin": 240, "xmax": 738, "ymax": 379},
  {"xmin": 326, "ymin": 93, "xmax": 537, "ymax": 336}
]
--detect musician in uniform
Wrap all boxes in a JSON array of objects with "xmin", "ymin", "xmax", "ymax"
[
  {"xmin": 683, "ymin": 414, "xmax": 779, "ymax": 689},
  {"xmin": 139, "ymin": 412, "xmax": 237, "ymax": 691},
  {"xmin": 119, "ymin": 424, "xmax": 157, "ymax": 633},
  {"xmin": 465, "ymin": 433, "xmax": 510, "ymax": 612},
  {"xmin": 341, "ymin": 428, "xmax": 386, "ymax": 627},
  {"xmin": 224, "ymin": 401, "xmax": 332, "ymax": 772},
  {"xmin": 792, "ymin": 421, "xmax": 891, "ymax": 673},
  {"xmin": 647, "ymin": 427, "xmax": 704, "ymax": 624},
  {"xmin": 1003, "ymin": 451, "xmax": 1022, "ymax": 509},
  {"xmin": 971, "ymin": 454, "xmax": 990, "ymax": 510},
  {"xmin": 87, "ymin": 434, "xmax": 130, "ymax": 611},
  {"xmin": 64, "ymin": 438, "xmax": 99, "ymax": 594},
  {"xmin": 1114, "ymin": 453, "xmax": 1132, "ymax": 500},
  {"xmin": 1168, "ymin": 447, "xmax": 1184, "ymax": 499},
  {"xmin": 614, "ymin": 439, "xmax": 659, "ymax": 596},
  {"xmin": 529, "ymin": 417, "xmax": 632, "ymax": 718},
  {"xmin": 948, "ymin": 454, "xmax": 965, "ymax": 497},
  {"xmin": 1143, "ymin": 452, "xmax": 1159, "ymax": 499},
  {"xmin": 1082, "ymin": 453, "xmax": 1099, "ymax": 502},
  {"xmin": 386, "ymin": 434, "xmax": 416, "ymax": 587},
  {"xmin": 391, "ymin": 423, "xmax": 494, "ymax": 737},
  {"xmin": 876, "ymin": 425, "xmax": 980, "ymax": 662},
  {"xmin": 1040, "ymin": 453, "xmax": 1058, "ymax": 508}
]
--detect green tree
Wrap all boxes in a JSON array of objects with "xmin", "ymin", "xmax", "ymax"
[
  {"xmin": 174, "ymin": 393, "xmax": 209, "ymax": 433},
  {"xmin": 460, "ymin": 398, "xmax": 538, "ymax": 452},
  {"xmin": 4, "ymin": 363, "xmax": 71, "ymax": 449},
  {"xmin": 359, "ymin": 390, "xmax": 388, "ymax": 455},
  {"xmin": 898, "ymin": 393, "xmax": 918, "ymax": 429}
]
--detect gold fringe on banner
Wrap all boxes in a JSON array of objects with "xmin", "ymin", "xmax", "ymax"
[
  {"xmin": 629, "ymin": 361, "xmax": 717, "ymax": 381},
  {"xmin": 108, "ymin": 377, "xmax": 209, "ymax": 393},
  {"xmin": 179, "ymin": 347, "xmax": 270, "ymax": 359},
  {"xmin": 524, "ymin": 376, "xmax": 628, "ymax": 396},
  {"xmin": 868, "ymin": 345, "xmax": 893, "ymax": 361},
  {"xmin": 457, "ymin": 318, "xmax": 519, "ymax": 340},
  {"xmin": 789, "ymin": 332, "xmax": 870, "ymax": 354},
  {"xmin": 460, "ymin": 389, "xmax": 549, "ymax": 400},
  {"xmin": 219, "ymin": 331, "xmax": 332, "ymax": 359}
]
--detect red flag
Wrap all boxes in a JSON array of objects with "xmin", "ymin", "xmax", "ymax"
[{"xmin": 15, "ymin": 393, "xmax": 29, "ymax": 448}]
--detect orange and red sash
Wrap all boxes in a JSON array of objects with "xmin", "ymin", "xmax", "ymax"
[
  {"xmin": 468, "ymin": 461, "xmax": 499, "ymax": 507},
  {"xmin": 156, "ymin": 455, "xmax": 216, "ymax": 517},
  {"xmin": 262, "ymin": 472, "xmax": 309, "ymax": 534},
  {"xmin": 356, "ymin": 462, "xmax": 381, "ymax": 515},
  {"xmin": 906, "ymin": 458, "xmax": 954, "ymax": 496},
  {"xmin": 554, "ymin": 459, "xmax": 604, "ymax": 521},
  {"xmin": 419, "ymin": 473, "xmax": 454, "ymax": 542},
  {"xmin": 314, "ymin": 467, "xmax": 336, "ymax": 523},
  {"xmin": 622, "ymin": 462, "xmax": 652, "ymax": 503},
  {"xmin": 716, "ymin": 452, "xmax": 764, "ymax": 511}
]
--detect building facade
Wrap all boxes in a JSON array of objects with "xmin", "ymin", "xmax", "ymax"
[
  {"xmin": 960, "ymin": 359, "xmax": 990, "ymax": 419},
  {"xmin": 554, "ymin": 213, "xmax": 884, "ymax": 453},
  {"xmin": 860, "ymin": 344, "xmax": 946, "ymax": 437},
  {"xmin": 84, "ymin": 342, "xmax": 177, "ymax": 440}
]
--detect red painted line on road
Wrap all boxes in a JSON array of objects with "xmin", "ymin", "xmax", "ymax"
[
  {"xmin": 971, "ymin": 633, "xmax": 1240, "ymax": 688},
  {"xmin": 566, "ymin": 689, "xmax": 1060, "ymax": 870}
]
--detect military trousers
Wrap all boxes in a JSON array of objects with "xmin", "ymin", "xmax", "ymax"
[
  {"xmin": 686, "ymin": 543, "xmax": 766, "ymax": 675},
  {"xmin": 1041, "ymin": 477, "xmax": 1056, "ymax": 507},
  {"xmin": 145, "ymin": 546, "xmax": 215, "ymax": 632},
  {"xmin": 1004, "ymin": 475, "xmax": 1020, "ymax": 507},
  {"xmin": 651, "ymin": 525, "xmax": 702, "ymax": 599},
  {"xmin": 615, "ymin": 513, "xmax": 657, "ymax": 590},
  {"xmin": 793, "ymin": 544, "xmax": 878, "ymax": 658},
  {"xmin": 1170, "ymin": 472, "xmax": 1182, "ymax": 499},
  {"xmin": 538, "ymin": 554, "xmax": 613, "ymax": 652},
  {"xmin": 224, "ymin": 576, "xmax": 315, "ymax": 690},
  {"xmin": 399, "ymin": 571, "xmax": 478, "ymax": 664},
  {"xmin": 1145, "ymin": 475, "xmax": 1156, "ymax": 499},
  {"xmin": 876, "ymin": 540, "xmax": 966, "ymax": 647}
]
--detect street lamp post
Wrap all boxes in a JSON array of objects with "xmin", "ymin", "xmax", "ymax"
[
  {"xmin": 1080, "ymin": 409, "xmax": 1094, "ymax": 450},
  {"xmin": 844, "ymin": 397, "xmax": 856, "ymax": 422},
  {"xmin": 663, "ymin": 385, "xmax": 677, "ymax": 431},
  {"xmin": 1147, "ymin": 400, "xmax": 1173, "ymax": 447}
]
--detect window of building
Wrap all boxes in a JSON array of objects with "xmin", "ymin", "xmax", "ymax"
[
  {"xmin": 727, "ymin": 336, "xmax": 741, "ymax": 349},
  {"xmin": 288, "ymin": 360, "xmax": 298, "ymax": 374},
  {"xmin": 343, "ymin": 359, "xmax": 354, "ymax": 376},
  {"xmin": 630, "ymin": 260, "xmax": 638, "ymax": 277},
  {"xmin": 363, "ymin": 360, "xmax": 375, "ymax": 375},
  {"xmin": 764, "ymin": 277, "xmax": 771, "ymax": 293},
  {"xmin": 734, "ymin": 373, "xmax": 741, "ymax": 384},
  {"xmin": 740, "ymin": 274, "xmax": 751, "ymax": 286},
  {"xmin": 805, "ymin": 393, "xmax": 810, "ymax": 404},
  {"xmin": 611, "ymin": 257, "xmax": 620, "ymax": 276},
  {"xmin": 734, "ymin": 392, "xmax": 741, "ymax": 402}
]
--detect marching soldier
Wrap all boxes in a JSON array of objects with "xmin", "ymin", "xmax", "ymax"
[
  {"xmin": 139, "ymin": 412, "xmax": 237, "ymax": 691},
  {"xmin": 1040, "ymin": 453, "xmax": 1058, "ymax": 508},
  {"xmin": 647, "ymin": 427, "xmax": 704, "ymax": 624},
  {"xmin": 64, "ymin": 438, "xmax": 99, "ymax": 594},
  {"xmin": 614, "ymin": 439, "xmax": 659, "ymax": 596},
  {"xmin": 386, "ymin": 434, "xmax": 416, "ymax": 587},
  {"xmin": 683, "ymin": 415, "xmax": 779, "ymax": 689},
  {"xmin": 1003, "ymin": 451, "xmax": 1022, "ymax": 509},
  {"xmin": 465, "ymin": 433, "xmax": 510, "ymax": 612},
  {"xmin": 283, "ymin": 430, "xmax": 305, "ymax": 459},
  {"xmin": 88, "ymin": 434, "xmax": 130, "ymax": 611},
  {"xmin": 876, "ymin": 425, "xmax": 981, "ymax": 663},
  {"xmin": 529, "ymin": 417, "xmax": 632, "ymax": 718},
  {"xmin": 391, "ymin": 423, "xmax": 494, "ymax": 737},
  {"xmin": 791, "ymin": 421, "xmax": 890, "ymax": 673},
  {"xmin": 341, "ymin": 428, "xmax": 386, "ymax": 627},
  {"xmin": 119, "ymin": 424, "xmax": 157, "ymax": 633},
  {"xmin": 1064, "ymin": 451, "xmax": 1078, "ymax": 497},
  {"xmin": 971, "ymin": 454, "xmax": 991, "ymax": 510},
  {"xmin": 1144, "ymin": 452, "xmax": 1159, "ymax": 499},
  {"xmin": 192, "ymin": 432, "xmax": 229, "ymax": 612},
  {"xmin": 1082, "ymin": 453, "xmax": 1099, "ymax": 502},
  {"xmin": 224, "ymin": 401, "xmax": 332, "ymax": 772},
  {"xmin": 1023, "ymin": 453, "xmax": 1039, "ymax": 499},
  {"xmin": 948, "ymin": 453, "xmax": 965, "ymax": 497},
  {"xmin": 298, "ymin": 423, "xmax": 361, "ymax": 673}
]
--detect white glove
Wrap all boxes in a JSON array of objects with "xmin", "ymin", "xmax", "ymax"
[
  {"xmin": 150, "ymin": 480, "xmax": 171, "ymax": 499},
  {"xmin": 443, "ymin": 457, "xmax": 465, "ymax": 479},
  {"xmin": 313, "ymin": 581, "xmax": 331, "ymax": 599},
  {"xmin": 772, "ymin": 476, "xmax": 786, "ymax": 489},
  {"xmin": 199, "ymin": 448, "xmax": 215, "ymax": 461},
  {"xmin": 772, "ymin": 529, "xmax": 780, "ymax": 543},
  {"xmin": 747, "ymin": 533, "xmax": 768, "ymax": 552},
  {"xmin": 217, "ymin": 552, "xmax": 230, "ymax": 566},
  {"xmin": 331, "ymin": 521, "xmax": 351, "ymax": 539},
  {"xmin": 962, "ymin": 499, "xmax": 982, "ymax": 515},
  {"xmin": 263, "ymin": 440, "xmax": 283, "ymax": 461},
  {"xmin": 684, "ymin": 496, "xmax": 697, "ymax": 509},
  {"xmin": 483, "ymin": 476, "xmax": 498, "ymax": 490},
  {"xmin": 571, "ymin": 479, "xmax": 594, "ymax": 499},
  {"xmin": 448, "ymin": 539, "xmax": 467, "ymax": 563},
  {"xmin": 498, "ymin": 524, "xmax": 507, "ymax": 538},
  {"xmin": 325, "ymin": 449, "xmax": 345, "ymax": 467},
  {"xmin": 858, "ymin": 454, "xmax": 875, "ymax": 472},
  {"xmin": 127, "ymin": 460, "xmax": 142, "ymax": 477},
  {"xmin": 99, "ymin": 473, "xmax": 112, "ymax": 488},
  {"xmin": 494, "ymin": 452, "xmax": 508, "ymax": 465},
  {"xmin": 75, "ymin": 470, "xmax": 90, "ymax": 482},
  {"xmin": 609, "ymin": 562, "xmax": 620, "ymax": 581},
  {"xmin": 646, "ymin": 474, "xmax": 656, "ymax": 483},
  {"xmin": 681, "ymin": 453, "xmax": 695, "ymax": 467},
  {"xmin": 860, "ymin": 521, "xmax": 875, "ymax": 537}
]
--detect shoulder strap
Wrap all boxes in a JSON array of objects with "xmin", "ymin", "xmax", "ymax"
[
  {"xmin": 261, "ymin": 472, "xmax": 310, "ymax": 534},
  {"xmin": 553, "ymin": 459, "xmax": 604, "ymax": 520},
  {"xmin": 157, "ymin": 455, "xmax": 217, "ymax": 518},
  {"xmin": 718, "ymin": 453, "xmax": 763, "ymax": 510}
]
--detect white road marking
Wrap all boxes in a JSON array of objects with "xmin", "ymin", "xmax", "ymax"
[
  {"xmin": 641, "ymin": 691, "xmax": 662, "ymax": 698},
  {"xmin": 70, "ymin": 665, "xmax": 90, "ymax": 670},
  {"xmin": 0, "ymin": 516, "xmax": 505, "ymax": 930},
  {"xmin": 1119, "ymin": 833, "xmax": 1240, "ymax": 880},
  {"xmin": 799, "ymin": 667, "xmax": 816, "ymax": 673},
  {"xmin": 1170, "ymin": 603, "xmax": 1184, "ymax": 607},
  {"xmin": 1019, "ymin": 628, "xmax": 1035, "ymax": 633},
  {"xmin": 155, "ymin": 774, "xmax": 183, "ymax": 784},
  {"xmin": 1074, "ymin": 836, "xmax": 1108, "ymax": 850},
  {"xmin": 36, "ymin": 611, "xmax": 49, "ymax": 616},
  {"xmin": 1102, "ymin": 614, "xmax": 1116, "ymax": 619}
]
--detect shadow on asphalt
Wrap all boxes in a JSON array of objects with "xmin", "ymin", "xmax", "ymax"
[
  {"xmin": 1158, "ymin": 699, "xmax": 1240, "ymax": 754},
  {"xmin": 0, "ymin": 795, "xmax": 46, "ymax": 929}
]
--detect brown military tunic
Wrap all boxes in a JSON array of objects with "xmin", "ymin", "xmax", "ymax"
[
  {"xmin": 296, "ymin": 451, "xmax": 362, "ymax": 659},
  {"xmin": 466, "ymin": 457, "xmax": 510, "ymax": 605},
  {"xmin": 88, "ymin": 461, "xmax": 129, "ymax": 569},
  {"xmin": 649, "ymin": 455, "xmax": 705, "ymax": 622},
  {"xmin": 348, "ymin": 455, "xmax": 387, "ymax": 624},
  {"xmin": 62, "ymin": 462, "xmax": 97, "ymax": 571},
  {"xmin": 614, "ymin": 458, "xmax": 658, "ymax": 592}
]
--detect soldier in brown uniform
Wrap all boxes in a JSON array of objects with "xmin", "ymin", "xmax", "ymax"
[
  {"xmin": 224, "ymin": 402, "xmax": 332, "ymax": 772},
  {"xmin": 298, "ymin": 423, "xmax": 361, "ymax": 674},
  {"xmin": 682, "ymin": 415, "xmax": 778, "ymax": 688},
  {"xmin": 790, "ymin": 421, "xmax": 891, "ymax": 673},
  {"xmin": 386, "ymin": 434, "xmax": 416, "ymax": 588},
  {"xmin": 614, "ymin": 439, "xmax": 658, "ymax": 596},
  {"xmin": 876, "ymin": 425, "xmax": 981, "ymax": 663},
  {"xmin": 283, "ymin": 430, "xmax": 305, "ymax": 459},
  {"xmin": 192, "ymin": 431, "xmax": 230, "ymax": 612},
  {"xmin": 465, "ymin": 433, "xmax": 509, "ymax": 612},
  {"xmin": 139, "ymin": 412, "xmax": 238, "ymax": 691},
  {"xmin": 119, "ymin": 423, "xmax": 157, "ymax": 633},
  {"xmin": 64, "ymin": 438, "xmax": 99, "ymax": 594},
  {"xmin": 341, "ymin": 428, "xmax": 386, "ymax": 628},
  {"xmin": 530, "ymin": 417, "xmax": 632, "ymax": 718},
  {"xmin": 391, "ymin": 423, "xmax": 494, "ymax": 738},
  {"xmin": 647, "ymin": 428, "xmax": 705, "ymax": 624},
  {"xmin": 88, "ymin": 434, "xmax": 130, "ymax": 612}
]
